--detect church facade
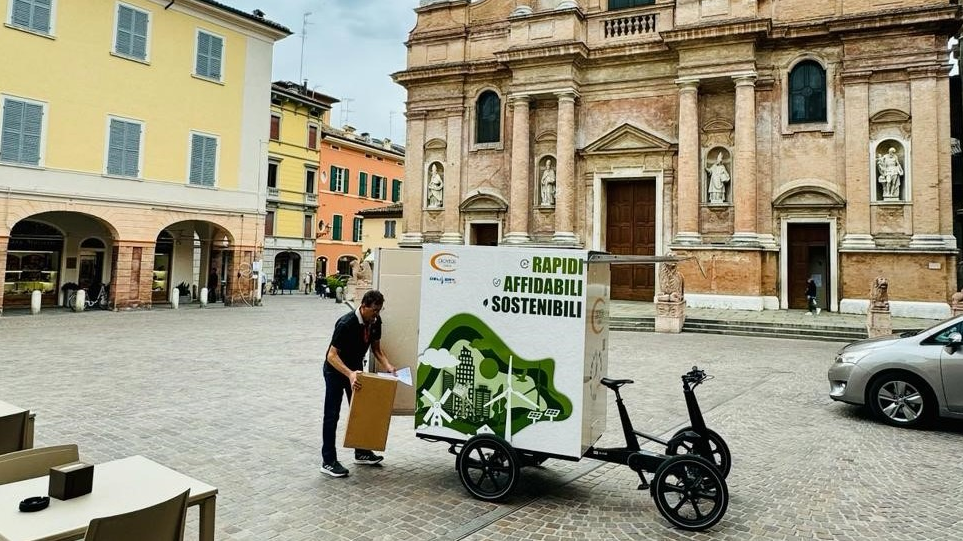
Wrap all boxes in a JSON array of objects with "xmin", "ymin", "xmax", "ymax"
[{"xmin": 393, "ymin": 0, "xmax": 961, "ymax": 316}]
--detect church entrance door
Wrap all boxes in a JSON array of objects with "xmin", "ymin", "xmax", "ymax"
[{"xmin": 606, "ymin": 180, "xmax": 656, "ymax": 301}]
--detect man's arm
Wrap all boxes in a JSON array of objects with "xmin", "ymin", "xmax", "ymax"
[
  {"xmin": 326, "ymin": 345, "xmax": 360, "ymax": 389},
  {"xmin": 370, "ymin": 340, "xmax": 396, "ymax": 374}
]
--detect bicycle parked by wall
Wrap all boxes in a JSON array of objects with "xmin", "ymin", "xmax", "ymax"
[{"xmin": 67, "ymin": 283, "xmax": 110, "ymax": 311}]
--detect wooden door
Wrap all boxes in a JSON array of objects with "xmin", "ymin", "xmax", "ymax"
[
  {"xmin": 787, "ymin": 223, "xmax": 830, "ymax": 309},
  {"xmin": 607, "ymin": 180, "xmax": 656, "ymax": 301}
]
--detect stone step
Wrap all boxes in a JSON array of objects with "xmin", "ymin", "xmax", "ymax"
[{"xmin": 608, "ymin": 316, "xmax": 907, "ymax": 342}]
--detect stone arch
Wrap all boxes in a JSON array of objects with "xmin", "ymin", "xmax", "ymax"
[{"xmin": 772, "ymin": 180, "xmax": 846, "ymax": 209}]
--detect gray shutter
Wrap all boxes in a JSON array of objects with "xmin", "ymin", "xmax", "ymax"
[
  {"xmin": 132, "ymin": 10, "xmax": 148, "ymax": 60},
  {"xmin": 0, "ymin": 99, "xmax": 24, "ymax": 163},
  {"xmin": 116, "ymin": 5, "xmax": 133, "ymax": 55},
  {"xmin": 189, "ymin": 134, "xmax": 204, "ymax": 184},
  {"xmin": 124, "ymin": 122, "xmax": 141, "ymax": 177},
  {"xmin": 196, "ymin": 32, "xmax": 211, "ymax": 77},
  {"xmin": 202, "ymin": 136, "xmax": 217, "ymax": 186},
  {"xmin": 209, "ymin": 35, "xmax": 223, "ymax": 79},
  {"xmin": 32, "ymin": 0, "xmax": 51, "ymax": 32},
  {"xmin": 19, "ymin": 101, "xmax": 42, "ymax": 166},
  {"xmin": 107, "ymin": 119, "xmax": 125, "ymax": 174},
  {"xmin": 11, "ymin": 0, "xmax": 31, "ymax": 27}
]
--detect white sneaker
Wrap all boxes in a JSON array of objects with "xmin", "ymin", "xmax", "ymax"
[
  {"xmin": 816, "ymin": 308, "xmax": 821, "ymax": 315},
  {"xmin": 805, "ymin": 312, "xmax": 812, "ymax": 316}
]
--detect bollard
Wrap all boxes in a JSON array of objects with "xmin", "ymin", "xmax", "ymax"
[
  {"xmin": 30, "ymin": 290, "xmax": 41, "ymax": 315},
  {"xmin": 73, "ymin": 289, "xmax": 86, "ymax": 312},
  {"xmin": 170, "ymin": 290, "xmax": 179, "ymax": 309},
  {"xmin": 200, "ymin": 287, "xmax": 209, "ymax": 307},
  {"xmin": 335, "ymin": 286, "xmax": 344, "ymax": 304}
]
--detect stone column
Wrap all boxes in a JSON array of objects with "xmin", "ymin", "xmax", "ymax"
[
  {"xmin": 112, "ymin": 241, "xmax": 154, "ymax": 310},
  {"xmin": 841, "ymin": 72, "xmax": 875, "ymax": 249},
  {"xmin": 440, "ymin": 108, "xmax": 464, "ymax": 244},
  {"xmin": 0, "ymin": 236, "xmax": 7, "ymax": 316},
  {"xmin": 400, "ymin": 111, "xmax": 426, "ymax": 246},
  {"xmin": 553, "ymin": 91, "xmax": 578, "ymax": 245},
  {"xmin": 732, "ymin": 75, "xmax": 758, "ymax": 245},
  {"xmin": 674, "ymin": 79, "xmax": 701, "ymax": 245},
  {"xmin": 504, "ymin": 95, "xmax": 532, "ymax": 244}
]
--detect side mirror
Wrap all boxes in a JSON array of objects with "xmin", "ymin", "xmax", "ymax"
[{"xmin": 946, "ymin": 332, "xmax": 962, "ymax": 353}]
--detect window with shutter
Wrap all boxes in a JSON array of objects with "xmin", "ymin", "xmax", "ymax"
[
  {"xmin": 391, "ymin": 179, "xmax": 402, "ymax": 203},
  {"xmin": 305, "ymin": 167, "xmax": 316, "ymax": 193},
  {"xmin": 115, "ymin": 3, "xmax": 149, "ymax": 61},
  {"xmin": 11, "ymin": 0, "xmax": 52, "ymax": 34},
  {"xmin": 308, "ymin": 125, "xmax": 318, "ymax": 149},
  {"xmin": 106, "ymin": 117, "xmax": 142, "ymax": 177},
  {"xmin": 332, "ymin": 215, "xmax": 343, "ymax": 241},
  {"xmin": 195, "ymin": 30, "xmax": 223, "ymax": 81},
  {"xmin": 384, "ymin": 220, "xmax": 396, "ymax": 239},
  {"xmin": 304, "ymin": 215, "xmax": 314, "ymax": 239},
  {"xmin": 264, "ymin": 210, "xmax": 275, "ymax": 236},
  {"xmin": 1, "ymin": 97, "xmax": 44, "ymax": 166},
  {"xmin": 359, "ymin": 172, "xmax": 368, "ymax": 197},
  {"xmin": 352, "ymin": 217, "xmax": 363, "ymax": 242},
  {"xmin": 270, "ymin": 115, "xmax": 280, "ymax": 140},
  {"xmin": 188, "ymin": 133, "xmax": 217, "ymax": 186}
]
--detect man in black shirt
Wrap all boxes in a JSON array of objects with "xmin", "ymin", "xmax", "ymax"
[{"xmin": 321, "ymin": 289, "xmax": 396, "ymax": 477}]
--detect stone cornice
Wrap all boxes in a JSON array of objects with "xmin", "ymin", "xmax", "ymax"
[
  {"xmin": 771, "ymin": 5, "xmax": 961, "ymax": 39},
  {"xmin": 662, "ymin": 18, "xmax": 771, "ymax": 45},
  {"xmin": 494, "ymin": 41, "xmax": 590, "ymax": 66},
  {"xmin": 392, "ymin": 60, "xmax": 506, "ymax": 86}
]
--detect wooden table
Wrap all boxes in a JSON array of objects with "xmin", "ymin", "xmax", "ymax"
[
  {"xmin": 0, "ymin": 401, "xmax": 33, "ymax": 449},
  {"xmin": 0, "ymin": 455, "xmax": 217, "ymax": 541}
]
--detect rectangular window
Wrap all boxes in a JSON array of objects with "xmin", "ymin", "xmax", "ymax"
[
  {"xmin": 264, "ymin": 210, "xmax": 275, "ymax": 236},
  {"xmin": 114, "ymin": 3, "xmax": 149, "ymax": 61},
  {"xmin": 188, "ymin": 132, "xmax": 217, "ymax": 186},
  {"xmin": 608, "ymin": 0, "xmax": 654, "ymax": 10},
  {"xmin": 384, "ymin": 220, "xmax": 396, "ymax": 239},
  {"xmin": 305, "ymin": 167, "xmax": 316, "ymax": 194},
  {"xmin": 307, "ymin": 124, "xmax": 318, "ymax": 149},
  {"xmin": 358, "ymin": 172, "xmax": 368, "ymax": 197},
  {"xmin": 105, "ymin": 117, "xmax": 142, "ymax": 177},
  {"xmin": 332, "ymin": 214, "xmax": 343, "ymax": 241},
  {"xmin": 267, "ymin": 162, "xmax": 278, "ymax": 188},
  {"xmin": 195, "ymin": 30, "xmax": 223, "ymax": 81},
  {"xmin": 371, "ymin": 175, "xmax": 387, "ymax": 200},
  {"xmin": 391, "ymin": 179, "xmax": 402, "ymax": 203},
  {"xmin": 269, "ymin": 114, "xmax": 280, "ymax": 140},
  {"xmin": 304, "ymin": 214, "xmax": 314, "ymax": 239},
  {"xmin": 329, "ymin": 166, "xmax": 349, "ymax": 193},
  {"xmin": 10, "ymin": 0, "xmax": 52, "ymax": 34},
  {"xmin": 352, "ymin": 217, "xmax": 363, "ymax": 242},
  {"xmin": 0, "ymin": 97, "xmax": 44, "ymax": 166}
]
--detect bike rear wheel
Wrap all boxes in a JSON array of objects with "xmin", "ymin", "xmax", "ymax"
[{"xmin": 650, "ymin": 455, "xmax": 728, "ymax": 531}]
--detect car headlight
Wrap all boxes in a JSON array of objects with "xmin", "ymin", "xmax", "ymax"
[{"xmin": 835, "ymin": 350, "xmax": 870, "ymax": 364}]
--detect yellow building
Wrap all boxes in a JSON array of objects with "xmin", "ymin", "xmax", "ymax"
[
  {"xmin": 0, "ymin": 0, "xmax": 290, "ymax": 313},
  {"xmin": 266, "ymin": 81, "xmax": 337, "ymax": 292},
  {"xmin": 357, "ymin": 203, "xmax": 403, "ymax": 256}
]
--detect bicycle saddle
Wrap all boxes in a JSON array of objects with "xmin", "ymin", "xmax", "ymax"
[{"xmin": 600, "ymin": 377, "xmax": 633, "ymax": 390}]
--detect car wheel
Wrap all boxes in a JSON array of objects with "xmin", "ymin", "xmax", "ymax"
[{"xmin": 867, "ymin": 372, "xmax": 932, "ymax": 428}]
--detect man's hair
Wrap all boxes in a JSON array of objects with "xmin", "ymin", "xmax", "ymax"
[{"xmin": 361, "ymin": 289, "xmax": 384, "ymax": 307}]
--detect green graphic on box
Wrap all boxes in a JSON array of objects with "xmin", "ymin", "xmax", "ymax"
[{"xmin": 416, "ymin": 313, "xmax": 573, "ymax": 440}]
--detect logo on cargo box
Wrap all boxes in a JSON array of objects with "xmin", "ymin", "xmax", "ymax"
[{"xmin": 429, "ymin": 252, "xmax": 458, "ymax": 272}]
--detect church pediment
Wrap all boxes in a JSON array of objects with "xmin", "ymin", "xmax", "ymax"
[
  {"xmin": 460, "ymin": 189, "xmax": 509, "ymax": 212},
  {"xmin": 870, "ymin": 109, "xmax": 911, "ymax": 124},
  {"xmin": 582, "ymin": 124, "xmax": 676, "ymax": 155},
  {"xmin": 773, "ymin": 182, "xmax": 846, "ymax": 209}
]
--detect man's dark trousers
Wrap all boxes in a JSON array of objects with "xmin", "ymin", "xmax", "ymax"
[{"xmin": 321, "ymin": 368, "xmax": 354, "ymax": 465}]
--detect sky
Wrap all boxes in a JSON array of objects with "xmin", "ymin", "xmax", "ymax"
[{"xmin": 225, "ymin": 0, "xmax": 419, "ymax": 143}]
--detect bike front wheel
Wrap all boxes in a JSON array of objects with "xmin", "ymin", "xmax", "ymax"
[
  {"xmin": 665, "ymin": 427, "xmax": 731, "ymax": 478},
  {"xmin": 650, "ymin": 454, "xmax": 728, "ymax": 531}
]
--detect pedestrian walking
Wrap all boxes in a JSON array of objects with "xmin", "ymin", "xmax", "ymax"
[
  {"xmin": 320, "ymin": 289, "xmax": 396, "ymax": 478},
  {"xmin": 806, "ymin": 278, "xmax": 820, "ymax": 316},
  {"xmin": 207, "ymin": 266, "xmax": 219, "ymax": 303}
]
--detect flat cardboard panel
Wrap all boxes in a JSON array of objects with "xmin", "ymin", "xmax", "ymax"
[
  {"xmin": 374, "ymin": 248, "xmax": 422, "ymax": 414},
  {"xmin": 344, "ymin": 373, "xmax": 398, "ymax": 451}
]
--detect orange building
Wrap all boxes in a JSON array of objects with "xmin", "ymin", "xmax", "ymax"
[{"xmin": 316, "ymin": 125, "xmax": 404, "ymax": 277}]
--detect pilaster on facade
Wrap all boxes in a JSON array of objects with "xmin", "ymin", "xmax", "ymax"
[
  {"xmin": 732, "ymin": 74, "xmax": 757, "ymax": 243},
  {"xmin": 675, "ymin": 78, "xmax": 701, "ymax": 246},
  {"xmin": 505, "ymin": 94, "xmax": 533, "ymax": 244},
  {"xmin": 553, "ymin": 90, "xmax": 578, "ymax": 246}
]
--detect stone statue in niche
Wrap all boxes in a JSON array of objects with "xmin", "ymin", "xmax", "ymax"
[
  {"xmin": 540, "ymin": 158, "xmax": 556, "ymax": 206},
  {"xmin": 426, "ymin": 163, "xmax": 444, "ymax": 208},
  {"xmin": 876, "ymin": 147, "xmax": 904, "ymax": 201},
  {"xmin": 705, "ymin": 150, "xmax": 730, "ymax": 204}
]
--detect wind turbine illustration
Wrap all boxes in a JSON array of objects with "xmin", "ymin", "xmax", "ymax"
[
  {"xmin": 421, "ymin": 388, "xmax": 453, "ymax": 427},
  {"xmin": 484, "ymin": 356, "xmax": 538, "ymax": 442}
]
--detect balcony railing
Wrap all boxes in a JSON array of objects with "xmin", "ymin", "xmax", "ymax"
[
  {"xmin": 603, "ymin": 12, "xmax": 657, "ymax": 39},
  {"xmin": 267, "ymin": 186, "xmax": 279, "ymax": 198},
  {"xmin": 305, "ymin": 193, "xmax": 318, "ymax": 205}
]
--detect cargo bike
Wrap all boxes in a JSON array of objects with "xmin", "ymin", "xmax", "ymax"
[{"xmin": 413, "ymin": 245, "xmax": 731, "ymax": 531}]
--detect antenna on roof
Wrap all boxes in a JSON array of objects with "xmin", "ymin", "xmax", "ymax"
[
  {"xmin": 339, "ymin": 98, "xmax": 354, "ymax": 126},
  {"xmin": 298, "ymin": 11, "xmax": 313, "ymax": 84}
]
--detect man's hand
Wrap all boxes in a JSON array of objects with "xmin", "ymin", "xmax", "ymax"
[
  {"xmin": 384, "ymin": 362, "xmax": 397, "ymax": 375},
  {"xmin": 349, "ymin": 370, "xmax": 360, "ymax": 390}
]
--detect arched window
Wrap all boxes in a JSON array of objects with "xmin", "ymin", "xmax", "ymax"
[
  {"xmin": 476, "ymin": 91, "xmax": 501, "ymax": 144},
  {"xmin": 789, "ymin": 61, "xmax": 827, "ymax": 124}
]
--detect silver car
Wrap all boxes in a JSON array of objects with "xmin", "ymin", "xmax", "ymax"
[{"xmin": 828, "ymin": 316, "xmax": 963, "ymax": 427}]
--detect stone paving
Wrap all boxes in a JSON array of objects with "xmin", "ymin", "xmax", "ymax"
[{"xmin": 1, "ymin": 296, "xmax": 961, "ymax": 540}]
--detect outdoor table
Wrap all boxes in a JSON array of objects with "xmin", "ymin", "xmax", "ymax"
[
  {"xmin": 0, "ymin": 401, "xmax": 33, "ymax": 450},
  {"xmin": 0, "ymin": 455, "xmax": 217, "ymax": 541}
]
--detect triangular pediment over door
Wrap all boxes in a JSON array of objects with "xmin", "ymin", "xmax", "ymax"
[{"xmin": 582, "ymin": 123, "xmax": 676, "ymax": 155}]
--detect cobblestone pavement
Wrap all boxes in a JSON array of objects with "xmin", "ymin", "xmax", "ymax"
[{"xmin": 2, "ymin": 296, "xmax": 961, "ymax": 540}]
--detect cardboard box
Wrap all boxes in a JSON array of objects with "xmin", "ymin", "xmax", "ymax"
[
  {"xmin": 49, "ymin": 462, "xmax": 94, "ymax": 500},
  {"xmin": 344, "ymin": 373, "xmax": 398, "ymax": 451}
]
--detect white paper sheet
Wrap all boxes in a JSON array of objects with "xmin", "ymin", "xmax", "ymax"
[{"xmin": 378, "ymin": 366, "xmax": 412, "ymax": 386}]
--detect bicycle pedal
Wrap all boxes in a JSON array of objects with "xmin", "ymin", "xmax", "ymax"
[{"xmin": 637, "ymin": 481, "xmax": 649, "ymax": 490}]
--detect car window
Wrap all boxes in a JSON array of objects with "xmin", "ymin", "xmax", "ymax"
[{"xmin": 924, "ymin": 321, "xmax": 963, "ymax": 345}]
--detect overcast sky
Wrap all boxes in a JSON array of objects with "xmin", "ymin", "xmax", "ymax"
[{"xmin": 225, "ymin": 0, "xmax": 419, "ymax": 143}]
